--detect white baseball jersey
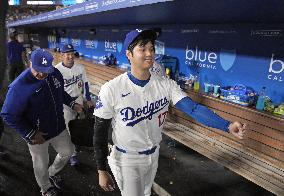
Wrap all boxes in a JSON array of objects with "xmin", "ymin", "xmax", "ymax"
[
  {"xmin": 55, "ymin": 62, "xmax": 89, "ymax": 103},
  {"xmin": 93, "ymin": 72, "xmax": 186, "ymax": 152}
]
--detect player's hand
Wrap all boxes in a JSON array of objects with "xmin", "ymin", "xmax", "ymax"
[
  {"xmin": 73, "ymin": 103, "xmax": 84, "ymax": 113},
  {"xmin": 98, "ymin": 170, "xmax": 115, "ymax": 191},
  {"xmin": 31, "ymin": 131, "xmax": 46, "ymax": 145},
  {"xmin": 228, "ymin": 122, "xmax": 247, "ymax": 139},
  {"xmin": 86, "ymin": 100, "xmax": 94, "ymax": 108}
]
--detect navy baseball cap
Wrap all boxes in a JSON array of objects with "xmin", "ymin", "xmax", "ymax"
[
  {"xmin": 61, "ymin": 44, "xmax": 76, "ymax": 53},
  {"xmin": 31, "ymin": 49, "xmax": 54, "ymax": 73},
  {"xmin": 123, "ymin": 29, "xmax": 157, "ymax": 51}
]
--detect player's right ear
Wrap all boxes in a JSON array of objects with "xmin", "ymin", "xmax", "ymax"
[{"xmin": 126, "ymin": 50, "xmax": 132, "ymax": 60}]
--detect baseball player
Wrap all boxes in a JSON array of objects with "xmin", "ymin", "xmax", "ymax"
[
  {"xmin": 55, "ymin": 44, "xmax": 94, "ymax": 166},
  {"xmin": 93, "ymin": 29, "xmax": 246, "ymax": 196},
  {"xmin": 1, "ymin": 49, "xmax": 83, "ymax": 196}
]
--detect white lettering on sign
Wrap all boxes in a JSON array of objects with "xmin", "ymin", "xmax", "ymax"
[
  {"xmin": 105, "ymin": 40, "xmax": 117, "ymax": 52},
  {"xmin": 267, "ymin": 54, "xmax": 283, "ymax": 83},
  {"xmin": 269, "ymin": 54, "xmax": 284, "ymax": 74},
  {"xmin": 185, "ymin": 46, "xmax": 218, "ymax": 70},
  {"xmin": 186, "ymin": 46, "xmax": 217, "ymax": 64}
]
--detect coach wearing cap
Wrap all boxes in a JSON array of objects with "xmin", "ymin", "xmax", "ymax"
[{"xmin": 1, "ymin": 49, "xmax": 83, "ymax": 196}]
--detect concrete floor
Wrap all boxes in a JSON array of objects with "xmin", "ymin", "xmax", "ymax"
[{"xmin": 0, "ymin": 125, "xmax": 274, "ymax": 196}]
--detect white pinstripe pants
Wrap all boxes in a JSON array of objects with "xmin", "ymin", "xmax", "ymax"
[{"xmin": 108, "ymin": 146, "xmax": 159, "ymax": 196}]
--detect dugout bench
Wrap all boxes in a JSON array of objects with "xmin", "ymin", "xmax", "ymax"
[{"xmin": 51, "ymin": 51, "xmax": 284, "ymax": 195}]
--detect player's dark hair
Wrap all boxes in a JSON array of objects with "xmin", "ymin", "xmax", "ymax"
[
  {"xmin": 127, "ymin": 32, "xmax": 156, "ymax": 54},
  {"xmin": 74, "ymin": 51, "xmax": 80, "ymax": 58}
]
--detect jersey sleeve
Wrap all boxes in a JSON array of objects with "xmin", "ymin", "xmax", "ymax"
[
  {"xmin": 168, "ymin": 79, "xmax": 187, "ymax": 105},
  {"xmin": 81, "ymin": 66, "xmax": 91, "ymax": 101},
  {"xmin": 82, "ymin": 66, "xmax": 89, "ymax": 84},
  {"xmin": 175, "ymin": 97, "xmax": 231, "ymax": 132},
  {"xmin": 54, "ymin": 62, "xmax": 62, "ymax": 69},
  {"xmin": 93, "ymin": 83, "xmax": 114, "ymax": 119}
]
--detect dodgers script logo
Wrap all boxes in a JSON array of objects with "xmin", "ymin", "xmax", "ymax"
[
  {"xmin": 120, "ymin": 97, "xmax": 169, "ymax": 127},
  {"xmin": 219, "ymin": 49, "xmax": 236, "ymax": 71},
  {"xmin": 64, "ymin": 74, "xmax": 83, "ymax": 87}
]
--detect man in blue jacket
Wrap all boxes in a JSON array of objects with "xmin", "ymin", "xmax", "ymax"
[
  {"xmin": 7, "ymin": 31, "xmax": 28, "ymax": 81},
  {"xmin": 1, "ymin": 49, "xmax": 83, "ymax": 196}
]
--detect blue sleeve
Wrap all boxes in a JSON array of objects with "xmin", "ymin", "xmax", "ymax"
[
  {"xmin": 84, "ymin": 82, "xmax": 91, "ymax": 101},
  {"xmin": 175, "ymin": 97, "xmax": 230, "ymax": 132},
  {"xmin": 0, "ymin": 88, "xmax": 35, "ymax": 143},
  {"xmin": 63, "ymin": 90, "xmax": 75, "ymax": 108}
]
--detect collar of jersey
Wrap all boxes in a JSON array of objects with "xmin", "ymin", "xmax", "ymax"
[
  {"xmin": 62, "ymin": 62, "xmax": 73, "ymax": 69},
  {"xmin": 127, "ymin": 72, "xmax": 150, "ymax": 87}
]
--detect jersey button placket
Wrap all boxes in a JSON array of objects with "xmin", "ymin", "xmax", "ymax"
[
  {"xmin": 70, "ymin": 69, "xmax": 75, "ymax": 93},
  {"xmin": 143, "ymin": 88, "xmax": 151, "ymax": 145},
  {"xmin": 145, "ymin": 120, "xmax": 151, "ymax": 145}
]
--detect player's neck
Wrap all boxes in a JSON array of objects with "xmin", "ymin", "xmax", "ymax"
[
  {"xmin": 62, "ymin": 62, "xmax": 73, "ymax": 69},
  {"xmin": 130, "ymin": 69, "xmax": 150, "ymax": 80}
]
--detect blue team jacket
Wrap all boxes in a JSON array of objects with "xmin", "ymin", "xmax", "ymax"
[
  {"xmin": 1, "ymin": 68, "xmax": 75, "ymax": 144},
  {"xmin": 7, "ymin": 40, "xmax": 24, "ymax": 64}
]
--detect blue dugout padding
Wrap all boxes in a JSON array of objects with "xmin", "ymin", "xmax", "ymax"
[
  {"xmin": 8, "ymin": 0, "xmax": 284, "ymax": 104},
  {"xmin": 47, "ymin": 24, "xmax": 284, "ymax": 104}
]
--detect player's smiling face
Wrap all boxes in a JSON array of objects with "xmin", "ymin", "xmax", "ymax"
[
  {"xmin": 127, "ymin": 41, "xmax": 155, "ymax": 71},
  {"xmin": 62, "ymin": 52, "xmax": 75, "ymax": 68}
]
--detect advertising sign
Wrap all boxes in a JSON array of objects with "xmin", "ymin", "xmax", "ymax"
[{"xmin": 51, "ymin": 24, "xmax": 284, "ymax": 103}]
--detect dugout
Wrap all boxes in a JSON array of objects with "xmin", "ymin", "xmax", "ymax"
[{"xmin": 7, "ymin": 0, "xmax": 284, "ymax": 194}]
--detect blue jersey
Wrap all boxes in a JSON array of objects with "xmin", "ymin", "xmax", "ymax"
[{"xmin": 1, "ymin": 68, "xmax": 75, "ymax": 143}]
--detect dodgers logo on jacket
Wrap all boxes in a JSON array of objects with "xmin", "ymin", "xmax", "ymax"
[{"xmin": 52, "ymin": 76, "xmax": 61, "ymax": 88}]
